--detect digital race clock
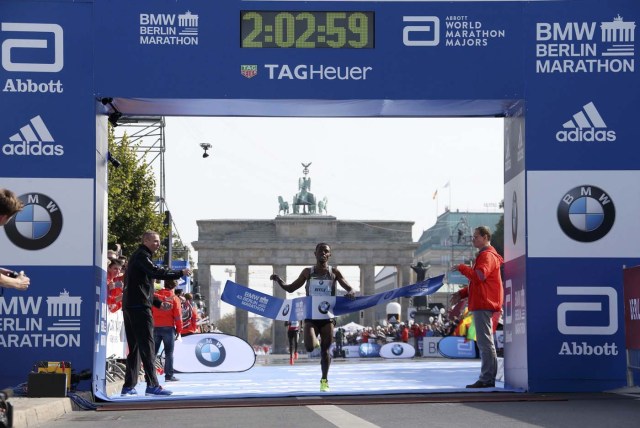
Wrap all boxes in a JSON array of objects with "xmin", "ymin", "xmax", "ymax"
[{"xmin": 241, "ymin": 11, "xmax": 374, "ymax": 49}]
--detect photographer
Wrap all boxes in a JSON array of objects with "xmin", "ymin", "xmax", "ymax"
[{"xmin": 0, "ymin": 188, "xmax": 30, "ymax": 291}]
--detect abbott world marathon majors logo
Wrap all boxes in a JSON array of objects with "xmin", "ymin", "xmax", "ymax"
[
  {"xmin": 0, "ymin": 289, "xmax": 81, "ymax": 348},
  {"xmin": 557, "ymin": 185, "xmax": 615, "ymax": 243},
  {"xmin": 5, "ymin": 193, "xmax": 63, "ymax": 250},
  {"xmin": 3, "ymin": 115, "xmax": 64, "ymax": 156},
  {"xmin": 195, "ymin": 337, "xmax": 226, "ymax": 367},
  {"xmin": 536, "ymin": 15, "xmax": 636, "ymax": 73},
  {"xmin": 139, "ymin": 11, "xmax": 199, "ymax": 45},
  {"xmin": 556, "ymin": 102, "xmax": 616, "ymax": 142},
  {"xmin": 402, "ymin": 15, "xmax": 506, "ymax": 47}
]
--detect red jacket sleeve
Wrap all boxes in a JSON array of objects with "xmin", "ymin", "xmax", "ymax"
[{"xmin": 173, "ymin": 295, "xmax": 183, "ymax": 332}]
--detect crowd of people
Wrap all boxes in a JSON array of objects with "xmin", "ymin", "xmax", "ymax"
[{"xmin": 339, "ymin": 315, "xmax": 461, "ymax": 349}]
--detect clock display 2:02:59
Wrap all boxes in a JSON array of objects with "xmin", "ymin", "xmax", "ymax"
[{"xmin": 241, "ymin": 11, "xmax": 374, "ymax": 49}]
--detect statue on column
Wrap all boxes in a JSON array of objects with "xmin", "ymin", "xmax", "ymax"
[
  {"xmin": 292, "ymin": 162, "xmax": 317, "ymax": 214},
  {"xmin": 411, "ymin": 261, "xmax": 430, "ymax": 282}
]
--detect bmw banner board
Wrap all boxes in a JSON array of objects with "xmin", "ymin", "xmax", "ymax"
[{"xmin": 0, "ymin": 0, "xmax": 639, "ymax": 396}]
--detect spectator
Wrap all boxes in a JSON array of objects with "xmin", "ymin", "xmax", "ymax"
[
  {"xmin": 0, "ymin": 188, "xmax": 30, "ymax": 291},
  {"xmin": 285, "ymin": 320, "xmax": 300, "ymax": 365},
  {"xmin": 152, "ymin": 279, "xmax": 183, "ymax": 382},
  {"xmin": 120, "ymin": 230, "xmax": 191, "ymax": 397},
  {"xmin": 107, "ymin": 259, "xmax": 124, "ymax": 313},
  {"xmin": 180, "ymin": 293, "xmax": 199, "ymax": 336},
  {"xmin": 400, "ymin": 324, "xmax": 409, "ymax": 343},
  {"xmin": 450, "ymin": 225, "xmax": 504, "ymax": 389}
]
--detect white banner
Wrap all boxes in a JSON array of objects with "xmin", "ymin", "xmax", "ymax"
[
  {"xmin": 528, "ymin": 171, "xmax": 640, "ymax": 258},
  {"xmin": 173, "ymin": 333, "xmax": 255, "ymax": 373}
]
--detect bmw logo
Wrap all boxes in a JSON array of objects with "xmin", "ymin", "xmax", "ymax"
[
  {"xmin": 318, "ymin": 301, "xmax": 331, "ymax": 314},
  {"xmin": 392, "ymin": 344, "xmax": 404, "ymax": 356},
  {"xmin": 5, "ymin": 193, "xmax": 63, "ymax": 250},
  {"xmin": 282, "ymin": 304, "xmax": 290, "ymax": 316},
  {"xmin": 557, "ymin": 185, "xmax": 615, "ymax": 242},
  {"xmin": 511, "ymin": 191, "xmax": 518, "ymax": 245},
  {"xmin": 195, "ymin": 337, "xmax": 226, "ymax": 367}
]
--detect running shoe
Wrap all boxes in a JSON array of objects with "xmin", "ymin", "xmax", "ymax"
[
  {"xmin": 165, "ymin": 376, "xmax": 180, "ymax": 382},
  {"xmin": 289, "ymin": 356, "xmax": 294, "ymax": 365},
  {"xmin": 320, "ymin": 379, "xmax": 330, "ymax": 392},
  {"xmin": 120, "ymin": 387, "xmax": 137, "ymax": 396},
  {"xmin": 145, "ymin": 385, "xmax": 173, "ymax": 396},
  {"xmin": 294, "ymin": 351, "xmax": 299, "ymax": 360}
]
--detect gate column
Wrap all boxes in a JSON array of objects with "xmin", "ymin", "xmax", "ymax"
[
  {"xmin": 359, "ymin": 264, "xmax": 376, "ymax": 327},
  {"xmin": 272, "ymin": 264, "xmax": 287, "ymax": 353},
  {"xmin": 235, "ymin": 263, "xmax": 249, "ymax": 341},
  {"xmin": 397, "ymin": 264, "xmax": 412, "ymax": 323}
]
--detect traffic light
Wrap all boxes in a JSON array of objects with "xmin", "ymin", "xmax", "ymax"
[{"xmin": 163, "ymin": 210, "xmax": 172, "ymax": 226}]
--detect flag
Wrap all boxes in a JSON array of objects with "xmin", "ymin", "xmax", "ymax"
[
  {"xmin": 443, "ymin": 181, "xmax": 450, "ymax": 188},
  {"xmin": 432, "ymin": 189, "xmax": 438, "ymax": 200}
]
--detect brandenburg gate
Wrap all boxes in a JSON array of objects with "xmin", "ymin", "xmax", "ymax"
[{"xmin": 193, "ymin": 215, "xmax": 417, "ymax": 353}]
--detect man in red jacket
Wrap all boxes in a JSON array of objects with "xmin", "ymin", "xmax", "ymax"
[
  {"xmin": 152, "ymin": 279, "xmax": 183, "ymax": 382},
  {"xmin": 450, "ymin": 226, "xmax": 504, "ymax": 389}
]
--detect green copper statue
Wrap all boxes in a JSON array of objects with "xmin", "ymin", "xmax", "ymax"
[{"xmin": 293, "ymin": 162, "xmax": 317, "ymax": 214}]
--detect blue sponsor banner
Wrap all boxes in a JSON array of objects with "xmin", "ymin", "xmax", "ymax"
[
  {"xmin": 359, "ymin": 342, "xmax": 381, "ymax": 358},
  {"xmin": 93, "ymin": 0, "xmax": 524, "ymax": 105},
  {"xmin": 526, "ymin": 258, "xmax": 628, "ymax": 392},
  {"xmin": 503, "ymin": 256, "xmax": 528, "ymax": 389},
  {"xmin": 1, "ymin": 1, "xmax": 97, "ymax": 178},
  {"xmin": 0, "ymin": 266, "xmax": 97, "ymax": 389},
  {"xmin": 438, "ymin": 336, "xmax": 477, "ymax": 359},
  {"xmin": 221, "ymin": 275, "xmax": 444, "ymax": 321},
  {"xmin": 523, "ymin": 0, "xmax": 639, "ymax": 171}
]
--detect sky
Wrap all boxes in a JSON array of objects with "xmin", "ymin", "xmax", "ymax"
[{"xmin": 128, "ymin": 116, "xmax": 504, "ymax": 313}]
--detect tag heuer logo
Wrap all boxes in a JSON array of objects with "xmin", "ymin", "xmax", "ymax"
[{"xmin": 241, "ymin": 65, "xmax": 257, "ymax": 79}]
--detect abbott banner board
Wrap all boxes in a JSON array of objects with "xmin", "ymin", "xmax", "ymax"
[{"xmin": 1, "ymin": 0, "xmax": 638, "ymax": 395}]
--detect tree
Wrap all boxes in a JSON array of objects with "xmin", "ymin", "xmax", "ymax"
[
  {"xmin": 107, "ymin": 126, "xmax": 168, "ymax": 257},
  {"xmin": 216, "ymin": 313, "xmax": 268, "ymax": 345},
  {"xmin": 216, "ymin": 313, "xmax": 236, "ymax": 335}
]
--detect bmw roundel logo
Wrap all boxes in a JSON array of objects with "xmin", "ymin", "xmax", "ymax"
[
  {"xmin": 511, "ymin": 191, "xmax": 518, "ymax": 245},
  {"xmin": 557, "ymin": 185, "xmax": 615, "ymax": 242},
  {"xmin": 318, "ymin": 301, "xmax": 331, "ymax": 314},
  {"xmin": 195, "ymin": 337, "xmax": 226, "ymax": 367},
  {"xmin": 392, "ymin": 344, "xmax": 404, "ymax": 356},
  {"xmin": 5, "ymin": 193, "xmax": 63, "ymax": 250},
  {"xmin": 282, "ymin": 304, "xmax": 290, "ymax": 316}
]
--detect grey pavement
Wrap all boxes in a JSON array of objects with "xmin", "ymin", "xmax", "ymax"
[{"xmin": 7, "ymin": 355, "xmax": 640, "ymax": 427}]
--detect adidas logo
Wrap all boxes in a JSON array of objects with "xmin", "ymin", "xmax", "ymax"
[
  {"xmin": 556, "ymin": 102, "xmax": 616, "ymax": 142},
  {"xmin": 3, "ymin": 115, "xmax": 64, "ymax": 156}
]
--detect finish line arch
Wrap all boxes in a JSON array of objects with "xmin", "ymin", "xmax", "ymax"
[{"xmin": 1, "ymin": 0, "xmax": 638, "ymax": 396}]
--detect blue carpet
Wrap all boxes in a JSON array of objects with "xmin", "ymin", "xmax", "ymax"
[{"xmin": 101, "ymin": 359, "xmax": 519, "ymax": 402}]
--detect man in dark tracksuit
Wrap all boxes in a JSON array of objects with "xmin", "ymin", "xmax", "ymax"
[{"xmin": 120, "ymin": 230, "xmax": 191, "ymax": 397}]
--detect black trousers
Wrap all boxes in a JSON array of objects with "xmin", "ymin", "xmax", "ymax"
[{"xmin": 123, "ymin": 307, "xmax": 158, "ymax": 388}]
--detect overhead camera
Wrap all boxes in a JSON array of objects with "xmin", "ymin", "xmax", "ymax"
[{"xmin": 200, "ymin": 143, "xmax": 212, "ymax": 158}]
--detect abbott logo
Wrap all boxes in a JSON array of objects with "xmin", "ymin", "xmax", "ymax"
[
  {"xmin": 556, "ymin": 102, "xmax": 616, "ymax": 142},
  {"xmin": 1, "ymin": 23, "xmax": 63, "ymax": 72},
  {"xmin": 403, "ymin": 16, "xmax": 440, "ymax": 46},
  {"xmin": 557, "ymin": 286, "xmax": 618, "ymax": 335}
]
